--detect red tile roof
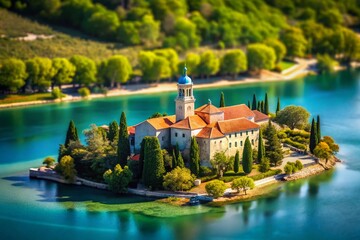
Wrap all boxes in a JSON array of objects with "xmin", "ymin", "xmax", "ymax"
[
  {"xmin": 171, "ymin": 115, "xmax": 207, "ymax": 130},
  {"xmin": 130, "ymin": 154, "xmax": 140, "ymax": 161},
  {"xmin": 146, "ymin": 115, "xmax": 176, "ymax": 130},
  {"xmin": 217, "ymin": 118, "xmax": 259, "ymax": 134},
  {"xmin": 195, "ymin": 104, "xmax": 223, "ymax": 114},
  {"xmin": 219, "ymin": 104, "xmax": 255, "ymax": 120},
  {"xmin": 196, "ymin": 125, "xmax": 224, "ymax": 139},
  {"xmin": 128, "ymin": 126, "xmax": 136, "ymax": 135},
  {"xmin": 252, "ymin": 110, "xmax": 269, "ymax": 122}
]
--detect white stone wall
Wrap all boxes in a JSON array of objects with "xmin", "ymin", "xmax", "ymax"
[
  {"xmin": 224, "ymin": 129, "xmax": 259, "ymax": 158},
  {"xmin": 171, "ymin": 128, "xmax": 191, "ymax": 150},
  {"xmin": 134, "ymin": 121, "xmax": 156, "ymax": 151},
  {"xmin": 156, "ymin": 129, "xmax": 171, "ymax": 150}
]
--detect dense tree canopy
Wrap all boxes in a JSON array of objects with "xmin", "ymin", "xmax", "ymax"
[
  {"xmin": 0, "ymin": 58, "xmax": 27, "ymax": 93},
  {"xmin": 247, "ymin": 44, "xmax": 276, "ymax": 72},
  {"xmin": 220, "ymin": 49, "xmax": 247, "ymax": 78},
  {"xmin": 163, "ymin": 167, "xmax": 195, "ymax": 191},
  {"xmin": 70, "ymin": 55, "xmax": 97, "ymax": 86},
  {"xmin": 275, "ymin": 106, "xmax": 310, "ymax": 130}
]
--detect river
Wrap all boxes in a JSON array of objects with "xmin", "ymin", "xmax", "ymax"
[{"xmin": 0, "ymin": 69, "xmax": 359, "ymax": 239}]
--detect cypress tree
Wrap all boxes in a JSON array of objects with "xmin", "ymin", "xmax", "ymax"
[
  {"xmin": 65, "ymin": 120, "xmax": 79, "ymax": 147},
  {"xmin": 108, "ymin": 120, "xmax": 119, "ymax": 143},
  {"xmin": 260, "ymin": 100, "xmax": 264, "ymax": 113},
  {"xmin": 317, "ymin": 115, "xmax": 321, "ymax": 143},
  {"xmin": 276, "ymin": 97, "xmax": 280, "ymax": 115},
  {"xmin": 247, "ymin": 100, "xmax": 251, "ymax": 108},
  {"xmin": 264, "ymin": 122, "xmax": 283, "ymax": 166},
  {"xmin": 190, "ymin": 137, "xmax": 200, "ymax": 176},
  {"xmin": 264, "ymin": 93, "xmax": 269, "ymax": 115},
  {"xmin": 252, "ymin": 94, "xmax": 257, "ymax": 110},
  {"xmin": 257, "ymin": 129, "xmax": 265, "ymax": 163},
  {"xmin": 309, "ymin": 118, "xmax": 318, "ymax": 153},
  {"xmin": 118, "ymin": 112, "xmax": 130, "ymax": 167},
  {"xmin": 242, "ymin": 137, "xmax": 253, "ymax": 174},
  {"xmin": 234, "ymin": 150, "xmax": 240, "ymax": 173},
  {"xmin": 139, "ymin": 139, "xmax": 145, "ymax": 179},
  {"xmin": 219, "ymin": 92, "xmax": 225, "ymax": 107},
  {"xmin": 142, "ymin": 137, "xmax": 165, "ymax": 189},
  {"xmin": 175, "ymin": 143, "xmax": 185, "ymax": 168}
]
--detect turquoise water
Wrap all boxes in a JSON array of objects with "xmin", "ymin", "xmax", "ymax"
[{"xmin": 0, "ymin": 69, "xmax": 360, "ymax": 239}]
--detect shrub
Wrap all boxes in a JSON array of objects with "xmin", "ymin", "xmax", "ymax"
[
  {"xmin": 103, "ymin": 164, "xmax": 133, "ymax": 193},
  {"xmin": 283, "ymin": 138, "xmax": 307, "ymax": 150},
  {"xmin": 199, "ymin": 166, "xmax": 213, "ymax": 177},
  {"xmin": 273, "ymin": 64, "xmax": 282, "ymax": 73},
  {"xmin": 284, "ymin": 163, "xmax": 293, "ymax": 175},
  {"xmin": 200, "ymin": 175, "xmax": 217, "ymax": 183},
  {"xmin": 295, "ymin": 160, "xmax": 303, "ymax": 170},
  {"xmin": 78, "ymin": 87, "xmax": 91, "ymax": 98},
  {"xmin": 231, "ymin": 177, "xmax": 255, "ymax": 194},
  {"xmin": 52, "ymin": 87, "xmax": 62, "ymax": 99},
  {"xmin": 205, "ymin": 180, "xmax": 227, "ymax": 198},
  {"xmin": 55, "ymin": 155, "xmax": 77, "ymax": 182},
  {"xmin": 42, "ymin": 157, "xmax": 55, "ymax": 168},
  {"xmin": 163, "ymin": 167, "xmax": 195, "ymax": 191},
  {"xmin": 250, "ymin": 169, "xmax": 282, "ymax": 181}
]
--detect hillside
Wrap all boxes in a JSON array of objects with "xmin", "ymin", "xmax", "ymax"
[{"xmin": 0, "ymin": 9, "xmax": 139, "ymax": 63}]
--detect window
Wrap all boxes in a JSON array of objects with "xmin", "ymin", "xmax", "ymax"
[
  {"xmin": 240, "ymin": 141, "xmax": 243, "ymax": 146},
  {"xmin": 246, "ymin": 131, "xmax": 248, "ymax": 135},
  {"xmin": 240, "ymin": 132, "xmax": 243, "ymax": 136},
  {"xmin": 251, "ymin": 139, "xmax": 254, "ymax": 145},
  {"xmin": 235, "ymin": 142, "xmax": 238, "ymax": 147},
  {"xmin": 235, "ymin": 133, "xmax": 237, "ymax": 137},
  {"xmin": 229, "ymin": 134, "xmax": 231, "ymax": 138},
  {"xmin": 182, "ymin": 133, "xmax": 185, "ymax": 138},
  {"xmin": 229, "ymin": 143, "xmax": 232, "ymax": 148},
  {"xmin": 252, "ymin": 130, "xmax": 254, "ymax": 135},
  {"xmin": 175, "ymin": 133, "xmax": 178, "ymax": 137},
  {"xmin": 161, "ymin": 136, "xmax": 165, "ymax": 141},
  {"xmin": 214, "ymin": 141, "xmax": 216, "ymax": 144}
]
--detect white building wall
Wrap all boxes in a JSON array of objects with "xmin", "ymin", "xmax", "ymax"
[
  {"xmin": 224, "ymin": 129, "xmax": 259, "ymax": 158},
  {"xmin": 171, "ymin": 128, "xmax": 191, "ymax": 150},
  {"xmin": 134, "ymin": 122, "xmax": 156, "ymax": 151}
]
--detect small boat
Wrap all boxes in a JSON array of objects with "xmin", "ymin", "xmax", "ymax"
[{"xmin": 189, "ymin": 196, "xmax": 200, "ymax": 206}]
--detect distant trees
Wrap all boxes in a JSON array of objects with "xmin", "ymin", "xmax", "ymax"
[
  {"xmin": 275, "ymin": 106, "xmax": 310, "ymax": 130},
  {"xmin": 220, "ymin": 50, "xmax": 247, "ymax": 78},
  {"xmin": 163, "ymin": 167, "xmax": 195, "ymax": 191},
  {"xmin": 242, "ymin": 137, "xmax": 253, "ymax": 174},
  {"xmin": 99, "ymin": 55, "xmax": 132, "ymax": 87},
  {"xmin": 70, "ymin": 55, "xmax": 97, "ymax": 87},
  {"xmin": 264, "ymin": 39, "xmax": 287, "ymax": 63},
  {"xmin": 103, "ymin": 164, "xmax": 133, "ymax": 193},
  {"xmin": 317, "ymin": 54, "xmax": 337, "ymax": 73},
  {"xmin": 0, "ymin": 58, "xmax": 27, "ymax": 93},
  {"xmin": 280, "ymin": 27, "xmax": 307, "ymax": 58},
  {"xmin": 51, "ymin": 58, "xmax": 75, "ymax": 89},
  {"xmin": 25, "ymin": 57, "xmax": 53, "ymax": 92},
  {"xmin": 198, "ymin": 50, "xmax": 220, "ymax": 79},
  {"xmin": 247, "ymin": 44, "xmax": 276, "ymax": 73},
  {"xmin": 219, "ymin": 92, "xmax": 225, "ymax": 107},
  {"xmin": 139, "ymin": 51, "xmax": 171, "ymax": 82}
]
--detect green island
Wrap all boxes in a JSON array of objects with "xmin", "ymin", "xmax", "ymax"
[{"xmin": 0, "ymin": 0, "xmax": 351, "ymax": 222}]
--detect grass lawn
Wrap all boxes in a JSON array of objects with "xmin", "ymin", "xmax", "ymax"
[
  {"xmin": 279, "ymin": 60, "xmax": 296, "ymax": 71},
  {"xmin": 0, "ymin": 93, "xmax": 55, "ymax": 104}
]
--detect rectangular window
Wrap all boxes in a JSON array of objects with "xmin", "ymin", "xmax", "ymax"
[
  {"xmin": 240, "ymin": 141, "xmax": 243, "ymax": 146},
  {"xmin": 161, "ymin": 136, "xmax": 165, "ymax": 141},
  {"xmin": 182, "ymin": 133, "xmax": 185, "ymax": 138},
  {"xmin": 175, "ymin": 133, "xmax": 178, "ymax": 137},
  {"xmin": 252, "ymin": 130, "xmax": 254, "ymax": 135},
  {"xmin": 235, "ymin": 133, "xmax": 237, "ymax": 137},
  {"xmin": 229, "ymin": 134, "xmax": 231, "ymax": 138},
  {"xmin": 251, "ymin": 139, "xmax": 254, "ymax": 145},
  {"xmin": 240, "ymin": 132, "xmax": 243, "ymax": 136},
  {"xmin": 235, "ymin": 142, "xmax": 237, "ymax": 147},
  {"xmin": 229, "ymin": 143, "xmax": 232, "ymax": 148},
  {"xmin": 246, "ymin": 131, "xmax": 248, "ymax": 135}
]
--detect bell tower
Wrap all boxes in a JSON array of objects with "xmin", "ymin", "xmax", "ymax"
[{"xmin": 175, "ymin": 66, "xmax": 195, "ymax": 122}]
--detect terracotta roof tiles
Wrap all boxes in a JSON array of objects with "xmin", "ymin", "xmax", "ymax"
[
  {"xmin": 252, "ymin": 110, "xmax": 270, "ymax": 122},
  {"xmin": 195, "ymin": 104, "xmax": 223, "ymax": 114},
  {"xmin": 217, "ymin": 118, "xmax": 259, "ymax": 134},
  {"xmin": 171, "ymin": 115, "xmax": 207, "ymax": 130},
  {"xmin": 146, "ymin": 115, "xmax": 176, "ymax": 130},
  {"xmin": 196, "ymin": 125, "xmax": 224, "ymax": 139},
  {"xmin": 219, "ymin": 104, "xmax": 255, "ymax": 120}
]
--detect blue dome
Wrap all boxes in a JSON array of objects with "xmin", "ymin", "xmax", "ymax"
[{"xmin": 178, "ymin": 66, "xmax": 192, "ymax": 84}]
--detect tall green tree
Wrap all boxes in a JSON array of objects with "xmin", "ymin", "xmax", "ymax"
[
  {"xmin": 264, "ymin": 93, "xmax": 269, "ymax": 115},
  {"xmin": 70, "ymin": 55, "xmax": 97, "ymax": 86},
  {"xmin": 51, "ymin": 58, "xmax": 75, "ymax": 89},
  {"xmin": 142, "ymin": 136, "xmax": 165, "ymax": 189},
  {"xmin": 102, "ymin": 55, "xmax": 132, "ymax": 88},
  {"xmin": 219, "ymin": 92, "xmax": 225, "ymax": 107},
  {"xmin": 108, "ymin": 120, "xmax": 119, "ymax": 143},
  {"xmin": 0, "ymin": 58, "xmax": 27, "ymax": 93},
  {"xmin": 118, "ymin": 112, "xmax": 130, "ymax": 167},
  {"xmin": 264, "ymin": 121, "xmax": 283, "ymax": 166},
  {"xmin": 139, "ymin": 139, "xmax": 145, "ymax": 179},
  {"xmin": 276, "ymin": 97, "xmax": 281, "ymax": 115},
  {"xmin": 247, "ymin": 100, "xmax": 251, "ymax": 109},
  {"xmin": 211, "ymin": 151, "xmax": 231, "ymax": 178},
  {"xmin": 252, "ymin": 94, "xmax": 257, "ymax": 110},
  {"xmin": 139, "ymin": 51, "xmax": 171, "ymax": 82},
  {"xmin": 264, "ymin": 38, "xmax": 287, "ymax": 63},
  {"xmin": 198, "ymin": 50, "xmax": 220, "ymax": 79},
  {"xmin": 25, "ymin": 57, "xmax": 53, "ymax": 91},
  {"xmin": 247, "ymin": 43, "xmax": 276, "ymax": 72},
  {"xmin": 190, "ymin": 137, "xmax": 200, "ymax": 176},
  {"xmin": 280, "ymin": 27, "xmax": 307, "ymax": 58},
  {"xmin": 317, "ymin": 115, "xmax": 321, "ymax": 143},
  {"xmin": 220, "ymin": 49, "xmax": 247, "ymax": 79},
  {"xmin": 275, "ymin": 106, "xmax": 310, "ymax": 130},
  {"xmin": 65, "ymin": 120, "xmax": 79, "ymax": 147},
  {"xmin": 257, "ymin": 129, "xmax": 265, "ymax": 163},
  {"xmin": 309, "ymin": 118, "xmax": 318, "ymax": 153},
  {"xmin": 234, "ymin": 150, "xmax": 240, "ymax": 173},
  {"xmin": 174, "ymin": 143, "xmax": 185, "ymax": 168},
  {"xmin": 242, "ymin": 137, "xmax": 253, "ymax": 174}
]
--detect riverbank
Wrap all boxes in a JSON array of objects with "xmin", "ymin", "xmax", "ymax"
[{"xmin": 0, "ymin": 58, "xmax": 315, "ymax": 109}]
